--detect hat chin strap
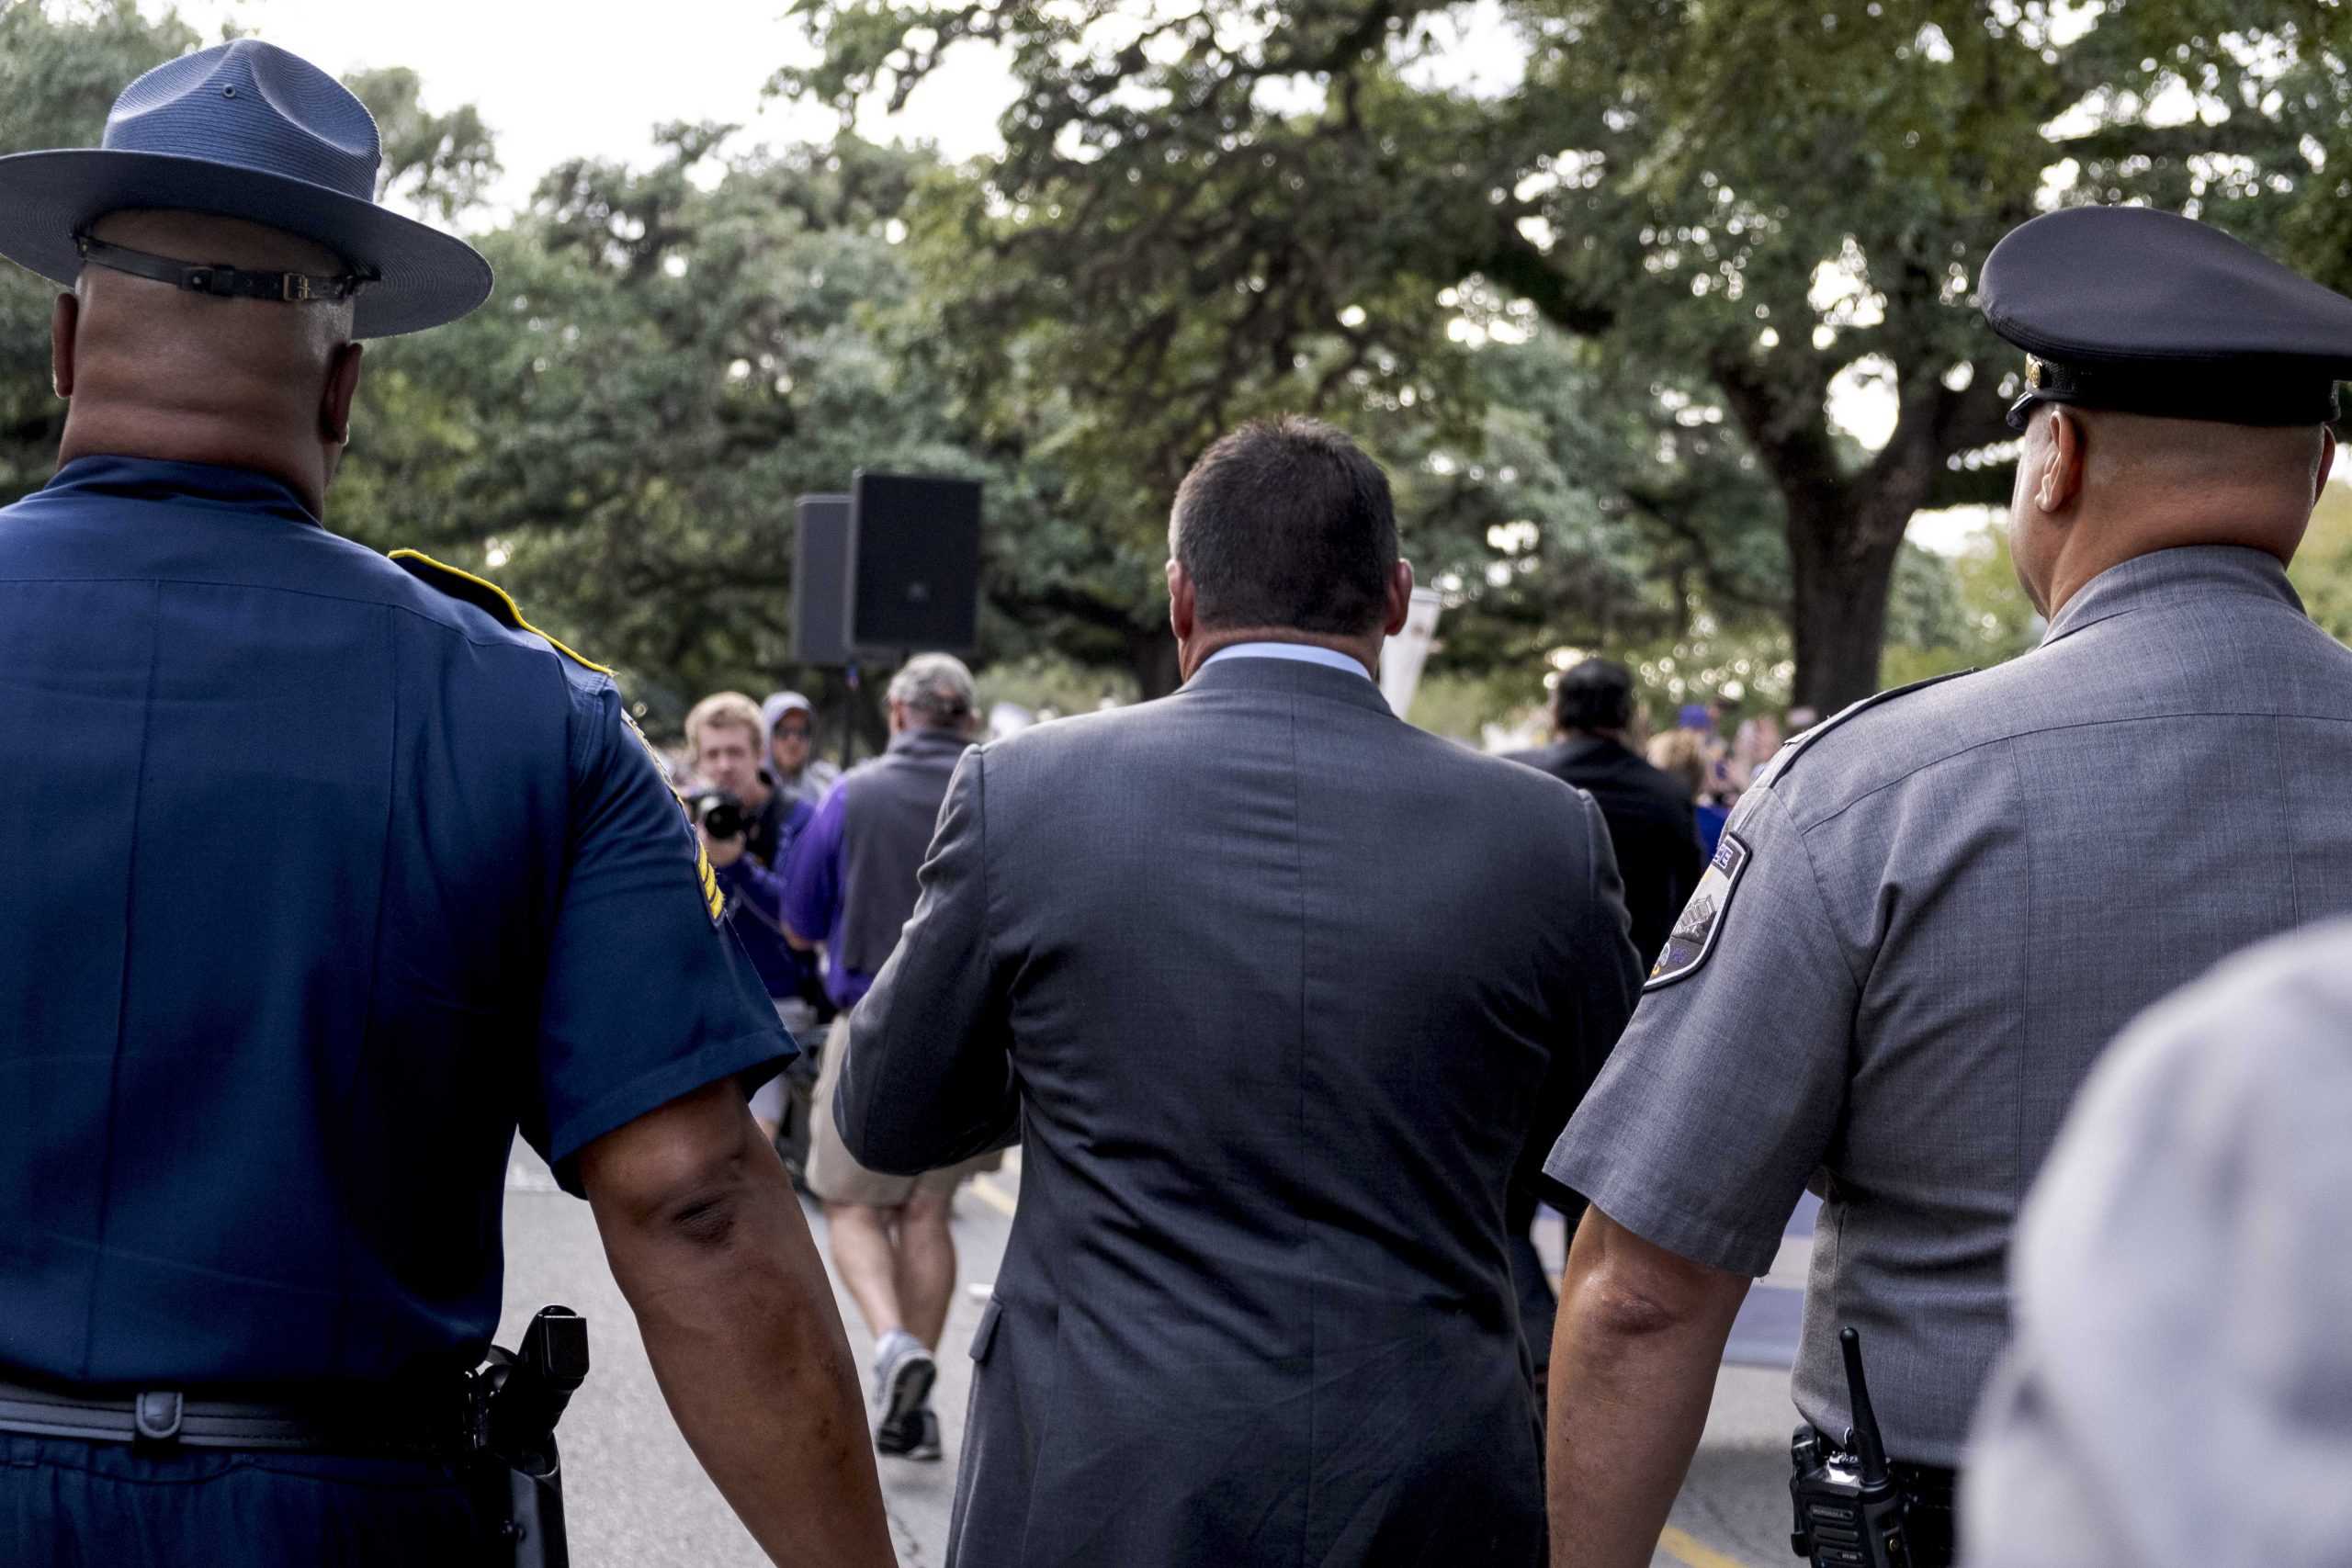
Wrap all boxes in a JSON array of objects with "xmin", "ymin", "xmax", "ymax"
[{"xmin": 74, "ymin": 233, "xmax": 376, "ymax": 305}]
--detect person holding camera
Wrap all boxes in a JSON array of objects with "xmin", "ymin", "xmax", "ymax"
[
  {"xmin": 685, "ymin": 693, "xmax": 824, "ymax": 1151},
  {"xmin": 687, "ymin": 691, "xmax": 803, "ymax": 874}
]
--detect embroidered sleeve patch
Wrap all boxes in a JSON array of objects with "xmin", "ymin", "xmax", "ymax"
[
  {"xmin": 1645, "ymin": 833, "xmax": 1749, "ymax": 989},
  {"xmin": 622, "ymin": 710, "xmax": 723, "ymax": 924}
]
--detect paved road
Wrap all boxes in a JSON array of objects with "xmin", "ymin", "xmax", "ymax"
[{"xmin": 498, "ymin": 1150, "xmax": 1807, "ymax": 1566}]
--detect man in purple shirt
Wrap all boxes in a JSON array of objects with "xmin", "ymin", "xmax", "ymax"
[{"xmin": 783, "ymin": 653, "xmax": 1002, "ymax": 1462}]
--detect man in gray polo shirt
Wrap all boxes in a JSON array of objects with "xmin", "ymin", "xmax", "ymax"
[{"xmin": 1540, "ymin": 205, "xmax": 2352, "ymax": 1568}]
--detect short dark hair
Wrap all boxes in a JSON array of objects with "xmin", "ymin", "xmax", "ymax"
[
  {"xmin": 1552, "ymin": 658, "xmax": 1635, "ymax": 733},
  {"xmin": 1170, "ymin": 416, "xmax": 1397, "ymax": 637}
]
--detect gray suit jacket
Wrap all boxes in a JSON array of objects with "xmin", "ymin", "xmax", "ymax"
[{"xmin": 840, "ymin": 655, "xmax": 1643, "ymax": 1568}]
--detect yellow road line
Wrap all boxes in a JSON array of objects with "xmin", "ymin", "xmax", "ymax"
[
  {"xmin": 969, "ymin": 1174, "xmax": 1018, "ymax": 1218},
  {"xmin": 1657, "ymin": 1526, "xmax": 1751, "ymax": 1568}
]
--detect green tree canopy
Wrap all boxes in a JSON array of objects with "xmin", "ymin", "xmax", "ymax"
[
  {"xmin": 8, "ymin": 3, "xmax": 2347, "ymax": 736},
  {"xmin": 786, "ymin": 0, "xmax": 2352, "ymax": 707}
]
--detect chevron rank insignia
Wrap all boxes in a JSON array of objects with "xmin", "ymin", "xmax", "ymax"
[{"xmin": 694, "ymin": 836, "xmax": 724, "ymax": 925}]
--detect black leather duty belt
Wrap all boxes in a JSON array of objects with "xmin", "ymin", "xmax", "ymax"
[{"xmin": 0, "ymin": 1376, "xmax": 460, "ymax": 1457}]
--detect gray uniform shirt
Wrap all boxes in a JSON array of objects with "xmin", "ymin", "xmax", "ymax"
[
  {"xmin": 1545, "ymin": 544, "xmax": 2352, "ymax": 1464},
  {"xmin": 1962, "ymin": 918, "xmax": 2352, "ymax": 1568}
]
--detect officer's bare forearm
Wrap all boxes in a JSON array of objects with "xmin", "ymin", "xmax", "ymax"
[
  {"xmin": 1546, "ymin": 1208, "xmax": 1749, "ymax": 1568},
  {"xmin": 582, "ymin": 1084, "xmax": 895, "ymax": 1568}
]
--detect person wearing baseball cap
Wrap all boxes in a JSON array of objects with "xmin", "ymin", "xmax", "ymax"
[{"xmin": 0, "ymin": 40, "xmax": 890, "ymax": 1568}]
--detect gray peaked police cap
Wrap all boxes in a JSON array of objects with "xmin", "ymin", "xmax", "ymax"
[
  {"xmin": 0, "ymin": 39, "xmax": 491, "ymax": 338},
  {"xmin": 1982, "ymin": 205, "xmax": 2352, "ymax": 432}
]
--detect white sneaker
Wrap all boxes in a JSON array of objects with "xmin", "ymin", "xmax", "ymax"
[{"xmin": 871, "ymin": 1333, "xmax": 937, "ymax": 1438}]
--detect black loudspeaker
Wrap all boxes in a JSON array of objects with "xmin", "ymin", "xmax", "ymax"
[
  {"xmin": 792, "ymin": 494, "xmax": 854, "ymax": 665},
  {"xmin": 847, "ymin": 472, "xmax": 982, "ymax": 655}
]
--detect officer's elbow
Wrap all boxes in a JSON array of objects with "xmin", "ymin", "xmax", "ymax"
[
  {"xmin": 579, "ymin": 1081, "xmax": 765, "ymax": 1255},
  {"xmin": 1561, "ymin": 1208, "xmax": 1748, "ymax": 1342}
]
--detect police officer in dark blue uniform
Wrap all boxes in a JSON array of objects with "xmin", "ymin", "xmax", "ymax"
[{"xmin": 0, "ymin": 41, "xmax": 896, "ymax": 1568}]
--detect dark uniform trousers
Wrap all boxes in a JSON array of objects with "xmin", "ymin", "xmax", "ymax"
[{"xmin": 1, "ymin": 1434, "xmax": 490, "ymax": 1564}]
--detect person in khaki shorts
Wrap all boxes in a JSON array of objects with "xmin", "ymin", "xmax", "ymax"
[{"xmin": 783, "ymin": 654, "xmax": 1000, "ymax": 1462}]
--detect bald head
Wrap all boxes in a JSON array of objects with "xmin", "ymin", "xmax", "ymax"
[
  {"xmin": 2006, "ymin": 405, "xmax": 2337, "ymax": 617},
  {"xmin": 51, "ymin": 209, "xmax": 366, "ymax": 515}
]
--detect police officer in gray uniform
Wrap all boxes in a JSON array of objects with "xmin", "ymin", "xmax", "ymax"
[
  {"xmin": 1537, "ymin": 204, "xmax": 2352, "ymax": 1568},
  {"xmin": 1962, "ymin": 917, "xmax": 2352, "ymax": 1568}
]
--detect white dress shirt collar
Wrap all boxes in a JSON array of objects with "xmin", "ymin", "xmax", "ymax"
[{"xmin": 1200, "ymin": 640, "xmax": 1374, "ymax": 682}]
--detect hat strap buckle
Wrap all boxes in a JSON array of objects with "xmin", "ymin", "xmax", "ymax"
[{"xmin": 73, "ymin": 233, "xmax": 377, "ymax": 307}]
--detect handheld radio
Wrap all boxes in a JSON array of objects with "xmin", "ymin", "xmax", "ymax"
[{"xmin": 1788, "ymin": 1326, "xmax": 1911, "ymax": 1568}]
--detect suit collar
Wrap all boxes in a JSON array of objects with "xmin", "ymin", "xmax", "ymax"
[{"xmin": 1182, "ymin": 652, "xmax": 1397, "ymax": 716}]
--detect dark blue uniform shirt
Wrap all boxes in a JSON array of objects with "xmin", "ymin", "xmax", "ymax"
[{"xmin": 0, "ymin": 456, "xmax": 791, "ymax": 1390}]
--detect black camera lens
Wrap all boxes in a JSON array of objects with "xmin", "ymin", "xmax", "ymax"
[{"xmin": 693, "ymin": 791, "xmax": 746, "ymax": 841}]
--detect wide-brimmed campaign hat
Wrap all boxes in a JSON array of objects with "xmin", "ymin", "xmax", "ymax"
[{"xmin": 0, "ymin": 39, "xmax": 491, "ymax": 337}]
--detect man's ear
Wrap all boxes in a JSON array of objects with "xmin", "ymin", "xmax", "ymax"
[
  {"xmin": 2318, "ymin": 426, "xmax": 2338, "ymax": 502},
  {"xmin": 1383, "ymin": 559, "xmax": 1415, "ymax": 637},
  {"xmin": 51, "ymin": 293, "xmax": 77, "ymax": 399},
  {"xmin": 2035, "ymin": 408, "xmax": 2085, "ymax": 514},
  {"xmin": 321, "ymin": 341, "xmax": 364, "ymax": 445},
  {"xmin": 1166, "ymin": 558, "xmax": 1195, "ymax": 644}
]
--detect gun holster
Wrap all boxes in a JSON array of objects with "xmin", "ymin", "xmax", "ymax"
[{"xmin": 466, "ymin": 1305, "xmax": 589, "ymax": 1568}]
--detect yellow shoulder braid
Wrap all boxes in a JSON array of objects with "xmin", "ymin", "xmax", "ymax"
[
  {"xmin": 393, "ymin": 551, "xmax": 718, "ymax": 919},
  {"xmin": 389, "ymin": 549, "xmax": 613, "ymax": 675}
]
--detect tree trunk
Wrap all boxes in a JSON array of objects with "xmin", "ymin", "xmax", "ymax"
[
  {"xmin": 1785, "ymin": 499, "xmax": 1905, "ymax": 716},
  {"xmin": 1130, "ymin": 626, "xmax": 1182, "ymax": 701},
  {"xmin": 1706, "ymin": 326, "xmax": 2003, "ymax": 720}
]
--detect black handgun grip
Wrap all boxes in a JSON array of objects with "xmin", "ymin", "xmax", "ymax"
[{"xmin": 520, "ymin": 1306, "xmax": 589, "ymax": 1415}]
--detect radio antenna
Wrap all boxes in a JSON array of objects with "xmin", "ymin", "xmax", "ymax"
[{"xmin": 1840, "ymin": 1327, "xmax": 1891, "ymax": 1489}]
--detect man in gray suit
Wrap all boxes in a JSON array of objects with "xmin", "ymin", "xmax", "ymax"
[{"xmin": 837, "ymin": 416, "xmax": 1644, "ymax": 1566}]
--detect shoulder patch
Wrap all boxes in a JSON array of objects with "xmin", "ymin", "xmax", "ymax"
[
  {"xmin": 1747, "ymin": 669, "xmax": 1976, "ymax": 794},
  {"xmin": 389, "ymin": 549, "xmax": 614, "ymax": 675},
  {"xmin": 619, "ymin": 709, "xmax": 722, "ymax": 923},
  {"xmin": 1645, "ymin": 833, "xmax": 1750, "ymax": 989},
  {"xmin": 621, "ymin": 710, "xmax": 674, "ymax": 785}
]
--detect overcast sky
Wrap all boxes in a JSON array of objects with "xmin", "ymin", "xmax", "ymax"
[{"xmin": 164, "ymin": 0, "xmax": 1019, "ymax": 209}]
